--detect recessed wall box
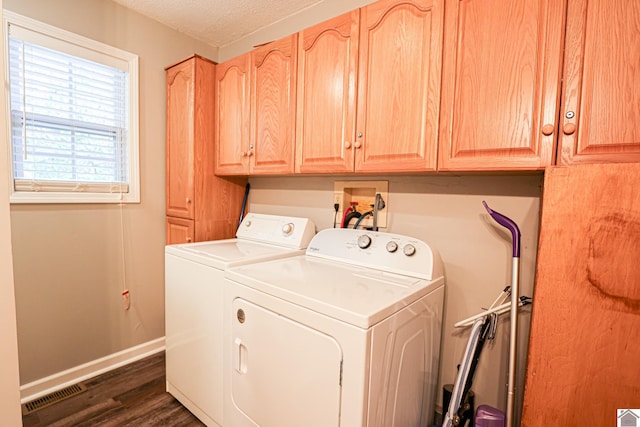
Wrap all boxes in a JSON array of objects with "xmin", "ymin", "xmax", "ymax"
[{"xmin": 334, "ymin": 180, "xmax": 388, "ymax": 229}]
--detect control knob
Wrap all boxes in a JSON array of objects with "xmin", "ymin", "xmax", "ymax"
[
  {"xmin": 386, "ymin": 241, "xmax": 398, "ymax": 253},
  {"xmin": 403, "ymin": 244, "xmax": 416, "ymax": 256},
  {"xmin": 282, "ymin": 223, "xmax": 294, "ymax": 235},
  {"xmin": 357, "ymin": 234, "xmax": 372, "ymax": 249}
]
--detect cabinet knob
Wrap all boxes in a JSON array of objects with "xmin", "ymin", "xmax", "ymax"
[
  {"xmin": 240, "ymin": 151, "xmax": 247, "ymax": 157},
  {"xmin": 186, "ymin": 237, "xmax": 192, "ymax": 242},
  {"xmin": 354, "ymin": 141, "xmax": 362, "ymax": 149},
  {"xmin": 186, "ymin": 197, "xmax": 191, "ymax": 204},
  {"xmin": 357, "ymin": 132, "xmax": 363, "ymax": 138},
  {"xmin": 563, "ymin": 123, "xmax": 577, "ymax": 135},
  {"xmin": 541, "ymin": 124, "xmax": 555, "ymax": 136},
  {"xmin": 246, "ymin": 149, "xmax": 254, "ymax": 157},
  {"xmin": 345, "ymin": 141, "xmax": 351, "ymax": 149}
]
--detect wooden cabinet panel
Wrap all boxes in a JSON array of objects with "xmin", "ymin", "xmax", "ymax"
[
  {"xmin": 296, "ymin": 11, "xmax": 359, "ymax": 174},
  {"xmin": 166, "ymin": 55, "xmax": 247, "ymax": 245},
  {"xmin": 166, "ymin": 60, "xmax": 195, "ymax": 219},
  {"xmin": 356, "ymin": 0, "xmax": 442, "ymax": 172},
  {"xmin": 166, "ymin": 217, "xmax": 194, "ymax": 245},
  {"xmin": 438, "ymin": 0, "xmax": 565, "ymax": 170},
  {"xmin": 558, "ymin": 0, "xmax": 640, "ymax": 164},
  {"xmin": 250, "ymin": 35, "xmax": 297, "ymax": 174},
  {"xmin": 521, "ymin": 163, "xmax": 640, "ymax": 426},
  {"xmin": 215, "ymin": 53, "xmax": 251, "ymax": 175},
  {"xmin": 296, "ymin": 0, "xmax": 442, "ymax": 174}
]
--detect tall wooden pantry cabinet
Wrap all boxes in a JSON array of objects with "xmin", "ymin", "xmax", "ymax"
[{"xmin": 165, "ymin": 55, "xmax": 247, "ymax": 245}]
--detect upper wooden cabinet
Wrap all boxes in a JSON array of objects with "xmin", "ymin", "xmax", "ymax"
[
  {"xmin": 215, "ymin": 53, "xmax": 251, "ymax": 175},
  {"xmin": 296, "ymin": 11, "xmax": 359, "ymax": 173},
  {"xmin": 557, "ymin": 0, "xmax": 640, "ymax": 165},
  {"xmin": 166, "ymin": 55, "xmax": 247, "ymax": 245},
  {"xmin": 166, "ymin": 58, "xmax": 197, "ymax": 220},
  {"xmin": 296, "ymin": 0, "xmax": 443, "ymax": 174},
  {"xmin": 215, "ymin": 35, "xmax": 297, "ymax": 175},
  {"xmin": 438, "ymin": 0, "xmax": 565, "ymax": 171},
  {"xmin": 250, "ymin": 35, "xmax": 297, "ymax": 174},
  {"xmin": 356, "ymin": 0, "xmax": 443, "ymax": 173}
]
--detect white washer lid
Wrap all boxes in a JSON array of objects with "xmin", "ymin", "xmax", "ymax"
[
  {"xmin": 165, "ymin": 239, "xmax": 304, "ymax": 269},
  {"xmin": 225, "ymin": 256, "xmax": 444, "ymax": 329}
]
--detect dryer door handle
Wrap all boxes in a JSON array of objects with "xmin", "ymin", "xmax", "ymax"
[{"xmin": 234, "ymin": 337, "xmax": 248, "ymax": 374}]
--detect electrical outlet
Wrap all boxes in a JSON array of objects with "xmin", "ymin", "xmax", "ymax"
[{"xmin": 333, "ymin": 192, "xmax": 342, "ymax": 206}]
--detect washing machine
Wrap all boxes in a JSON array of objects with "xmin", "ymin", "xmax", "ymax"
[
  {"xmin": 164, "ymin": 213, "xmax": 316, "ymax": 427},
  {"xmin": 223, "ymin": 228, "xmax": 445, "ymax": 427}
]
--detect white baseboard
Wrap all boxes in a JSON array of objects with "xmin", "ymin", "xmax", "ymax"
[{"xmin": 20, "ymin": 337, "xmax": 165, "ymax": 404}]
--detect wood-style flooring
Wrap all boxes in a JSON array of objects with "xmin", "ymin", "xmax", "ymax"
[{"xmin": 22, "ymin": 352, "xmax": 205, "ymax": 427}]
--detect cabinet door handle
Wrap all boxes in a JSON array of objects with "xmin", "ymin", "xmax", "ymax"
[
  {"xmin": 246, "ymin": 149, "xmax": 254, "ymax": 157},
  {"xmin": 186, "ymin": 197, "xmax": 191, "ymax": 204},
  {"xmin": 344, "ymin": 141, "xmax": 352, "ymax": 149},
  {"xmin": 563, "ymin": 123, "xmax": 577, "ymax": 135},
  {"xmin": 541, "ymin": 124, "xmax": 555, "ymax": 136},
  {"xmin": 354, "ymin": 141, "xmax": 362, "ymax": 149},
  {"xmin": 186, "ymin": 236, "xmax": 192, "ymax": 242}
]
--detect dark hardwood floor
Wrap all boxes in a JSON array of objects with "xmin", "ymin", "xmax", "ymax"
[{"xmin": 22, "ymin": 352, "xmax": 205, "ymax": 427}]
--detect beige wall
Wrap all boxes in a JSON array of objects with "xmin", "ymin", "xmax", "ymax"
[
  {"xmin": 5, "ymin": 0, "xmax": 216, "ymax": 384},
  {"xmin": 248, "ymin": 174, "xmax": 542, "ymax": 419},
  {"xmin": 218, "ymin": 0, "xmax": 377, "ymax": 61},
  {"xmin": 0, "ymin": 1, "xmax": 23, "ymax": 423},
  {"xmin": 4, "ymin": 0, "xmax": 540, "ymax": 422}
]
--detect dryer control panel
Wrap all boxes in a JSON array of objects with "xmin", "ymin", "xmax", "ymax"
[{"xmin": 306, "ymin": 228, "xmax": 443, "ymax": 280}]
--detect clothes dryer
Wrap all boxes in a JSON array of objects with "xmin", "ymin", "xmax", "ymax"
[
  {"xmin": 223, "ymin": 228, "xmax": 445, "ymax": 427},
  {"xmin": 165, "ymin": 213, "xmax": 316, "ymax": 427}
]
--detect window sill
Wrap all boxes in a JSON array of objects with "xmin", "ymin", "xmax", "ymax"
[{"xmin": 9, "ymin": 191, "xmax": 140, "ymax": 204}]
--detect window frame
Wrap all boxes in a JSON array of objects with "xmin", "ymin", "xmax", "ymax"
[{"xmin": 3, "ymin": 10, "xmax": 140, "ymax": 204}]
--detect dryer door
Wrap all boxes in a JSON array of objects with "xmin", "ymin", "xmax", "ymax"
[{"xmin": 230, "ymin": 298, "xmax": 342, "ymax": 427}]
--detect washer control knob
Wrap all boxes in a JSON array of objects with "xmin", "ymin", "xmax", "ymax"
[
  {"xmin": 244, "ymin": 220, "xmax": 252, "ymax": 227},
  {"xmin": 357, "ymin": 234, "xmax": 372, "ymax": 249},
  {"xmin": 386, "ymin": 241, "xmax": 398, "ymax": 253},
  {"xmin": 403, "ymin": 244, "xmax": 416, "ymax": 257},
  {"xmin": 282, "ymin": 223, "xmax": 294, "ymax": 235}
]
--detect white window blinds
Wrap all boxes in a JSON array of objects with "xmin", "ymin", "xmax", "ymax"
[{"xmin": 4, "ymin": 12, "xmax": 139, "ymax": 203}]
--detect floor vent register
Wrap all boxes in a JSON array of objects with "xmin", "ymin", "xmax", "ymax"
[{"xmin": 21, "ymin": 383, "xmax": 87, "ymax": 415}]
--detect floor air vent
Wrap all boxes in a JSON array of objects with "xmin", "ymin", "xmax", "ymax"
[{"xmin": 21, "ymin": 383, "xmax": 88, "ymax": 415}]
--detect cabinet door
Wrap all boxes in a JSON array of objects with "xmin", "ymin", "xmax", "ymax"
[
  {"xmin": 356, "ymin": 0, "xmax": 443, "ymax": 173},
  {"xmin": 166, "ymin": 216, "xmax": 194, "ymax": 245},
  {"xmin": 215, "ymin": 53, "xmax": 251, "ymax": 175},
  {"xmin": 558, "ymin": 0, "xmax": 640, "ymax": 164},
  {"xmin": 166, "ymin": 60, "xmax": 195, "ymax": 219},
  {"xmin": 438, "ymin": 0, "xmax": 565, "ymax": 170},
  {"xmin": 250, "ymin": 35, "xmax": 297, "ymax": 174},
  {"xmin": 521, "ymin": 164, "xmax": 640, "ymax": 426},
  {"xmin": 295, "ymin": 11, "xmax": 359, "ymax": 174}
]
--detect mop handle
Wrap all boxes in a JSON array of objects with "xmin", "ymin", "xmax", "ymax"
[
  {"xmin": 483, "ymin": 201, "xmax": 521, "ymax": 427},
  {"xmin": 482, "ymin": 201, "xmax": 521, "ymax": 257}
]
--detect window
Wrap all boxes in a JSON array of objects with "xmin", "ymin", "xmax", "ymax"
[{"xmin": 3, "ymin": 11, "xmax": 139, "ymax": 203}]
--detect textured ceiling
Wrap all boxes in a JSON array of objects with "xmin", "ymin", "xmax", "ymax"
[{"xmin": 111, "ymin": 0, "xmax": 323, "ymax": 48}]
